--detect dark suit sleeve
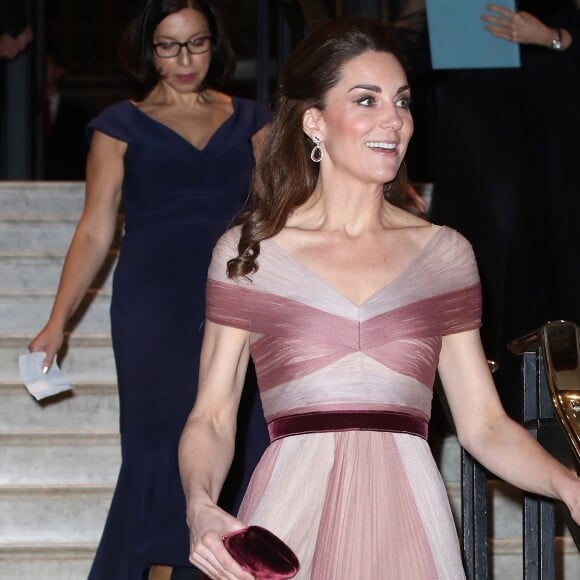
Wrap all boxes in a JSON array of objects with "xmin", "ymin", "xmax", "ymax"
[
  {"xmin": 555, "ymin": 6, "xmax": 580, "ymax": 65},
  {"xmin": 0, "ymin": 1, "xmax": 29, "ymax": 36}
]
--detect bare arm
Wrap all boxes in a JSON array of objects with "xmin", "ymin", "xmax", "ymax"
[
  {"xmin": 438, "ymin": 329, "xmax": 580, "ymax": 522},
  {"xmin": 178, "ymin": 319, "xmax": 254, "ymax": 580},
  {"xmin": 28, "ymin": 131, "xmax": 125, "ymax": 368}
]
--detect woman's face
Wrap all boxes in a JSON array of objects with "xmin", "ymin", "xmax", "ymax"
[
  {"xmin": 153, "ymin": 8, "xmax": 212, "ymax": 92},
  {"xmin": 308, "ymin": 50, "xmax": 413, "ymax": 187}
]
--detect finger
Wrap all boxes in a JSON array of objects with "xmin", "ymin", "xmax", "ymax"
[
  {"xmin": 483, "ymin": 26, "xmax": 513, "ymax": 41},
  {"xmin": 485, "ymin": 3, "xmax": 514, "ymax": 18},
  {"xmin": 194, "ymin": 539, "xmax": 251, "ymax": 580},
  {"xmin": 194, "ymin": 548, "xmax": 248, "ymax": 580},
  {"xmin": 481, "ymin": 14, "xmax": 511, "ymax": 26},
  {"xmin": 190, "ymin": 554, "xmax": 222, "ymax": 579},
  {"xmin": 27, "ymin": 341, "xmax": 54, "ymax": 372}
]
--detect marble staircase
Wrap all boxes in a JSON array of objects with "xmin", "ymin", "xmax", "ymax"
[
  {"xmin": 0, "ymin": 181, "xmax": 578, "ymax": 579},
  {"xmin": 0, "ymin": 182, "xmax": 119, "ymax": 579}
]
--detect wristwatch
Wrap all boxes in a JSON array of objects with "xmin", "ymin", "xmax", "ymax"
[{"xmin": 551, "ymin": 29, "xmax": 562, "ymax": 51}]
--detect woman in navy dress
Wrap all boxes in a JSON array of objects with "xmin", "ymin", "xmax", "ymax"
[{"xmin": 28, "ymin": 1, "xmax": 270, "ymax": 578}]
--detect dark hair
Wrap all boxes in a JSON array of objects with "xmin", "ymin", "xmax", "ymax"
[
  {"xmin": 228, "ymin": 17, "xmax": 410, "ymax": 279},
  {"xmin": 119, "ymin": 0, "xmax": 235, "ymax": 98}
]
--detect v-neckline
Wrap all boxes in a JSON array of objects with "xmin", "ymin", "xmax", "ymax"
[
  {"xmin": 267, "ymin": 225, "xmax": 443, "ymax": 309},
  {"xmin": 127, "ymin": 97, "xmax": 238, "ymax": 152}
]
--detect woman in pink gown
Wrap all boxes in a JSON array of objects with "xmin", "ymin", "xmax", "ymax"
[{"xmin": 178, "ymin": 17, "xmax": 580, "ymax": 579}]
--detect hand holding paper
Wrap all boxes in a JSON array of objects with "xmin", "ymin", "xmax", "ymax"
[
  {"xmin": 18, "ymin": 351, "xmax": 73, "ymax": 401},
  {"xmin": 482, "ymin": 4, "xmax": 557, "ymax": 47},
  {"xmin": 425, "ymin": 0, "xmax": 521, "ymax": 69}
]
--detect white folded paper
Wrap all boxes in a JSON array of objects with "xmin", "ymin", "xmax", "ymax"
[{"xmin": 18, "ymin": 352, "xmax": 73, "ymax": 401}]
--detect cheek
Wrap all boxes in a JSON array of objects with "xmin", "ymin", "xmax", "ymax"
[
  {"xmin": 153, "ymin": 57, "xmax": 168, "ymax": 76},
  {"xmin": 403, "ymin": 111, "xmax": 414, "ymax": 134},
  {"xmin": 404, "ymin": 121, "xmax": 414, "ymax": 146},
  {"xmin": 325, "ymin": 116, "xmax": 369, "ymax": 143}
]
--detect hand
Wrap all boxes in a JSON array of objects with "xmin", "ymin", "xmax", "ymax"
[
  {"xmin": 0, "ymin": 26, "xmax": 33, "ymax": 59},
  {"xmin": 28, "ymin": 323, "xmax": 65, "ymax": 373},
  {"xmin": 187, "ymin": 503, "xmax": 254, "ymax": 580},
  {"xmin": 481, "ymin": 4, "xmax": 554, "ymax": 47}
]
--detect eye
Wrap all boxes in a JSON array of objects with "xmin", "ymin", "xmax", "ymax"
[
  {"xmin": 356, "ymin": 95, "xmax": 376, "ymax": 107},
  {"xmin": 396, "ymin": 95, "xmax": 412, "ymax": 110}
]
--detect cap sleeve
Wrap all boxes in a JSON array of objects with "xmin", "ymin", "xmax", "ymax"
[
  {"xmin": 234, "ymin": 97, "xmax": 270, "ymax": 136},
  {"xmin": 85, "ymin": 101, "xmax": 135, "ymax": 144},
  {"xmin": 439, "ymin": 229, "xmax": 482, "ymax": 336},
  {"xmin": 205, "ymin": 227, "xmax": 255, "ymax": 331}
]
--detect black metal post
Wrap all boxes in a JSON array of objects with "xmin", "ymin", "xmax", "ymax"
[
  {"xmin": 521, "ymin": 348, "xmax": 556, "ymax": 579},
  {"xmin": 461, "ymin": 449, "xmax": 489, "ymax": 580}
]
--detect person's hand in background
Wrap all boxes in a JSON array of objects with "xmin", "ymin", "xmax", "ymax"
[
  {"xmin": 482, "ymin": 3, "xmax": 571, "ymax": 49},
  {"xmin": 0, "ymin": 24, "xmax": 33, "ymax": 59}
]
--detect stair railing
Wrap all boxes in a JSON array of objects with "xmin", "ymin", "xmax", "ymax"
[
  {"xmin": 462, "ymin": 320, "xmax": 580, "ymax": 579},
  {"xmin": 509, "ymin": 320, "xmax": 580, "ymax": 578}
]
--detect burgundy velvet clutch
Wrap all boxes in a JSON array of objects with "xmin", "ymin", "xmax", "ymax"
[{"xmin": 222, "ymin": 525, "xmax": 300, "ymax": 579}]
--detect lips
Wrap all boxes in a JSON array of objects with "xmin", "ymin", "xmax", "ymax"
[{"xmin": 175, "ymin": 73, "xmax": 197, "ymax": 83}]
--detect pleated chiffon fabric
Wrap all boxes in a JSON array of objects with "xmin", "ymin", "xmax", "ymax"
[{"xmin": 207, "ymin": 224, "xmax": 481, "ymax": 579}]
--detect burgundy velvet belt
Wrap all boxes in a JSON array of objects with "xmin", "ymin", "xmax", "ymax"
[{"xmin": 267, "ymin": 410, "xmax": 428, "ymax": 442}]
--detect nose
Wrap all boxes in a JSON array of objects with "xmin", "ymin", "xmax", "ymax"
[
  {"xmin": 380, "ymin": 104, "xmax": 404, "ymax": 131},
  {"xmin": 177, "ymin": 45, "xmax": 193, "ymax": 65}
]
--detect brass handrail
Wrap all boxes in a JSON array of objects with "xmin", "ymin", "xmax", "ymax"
[{"xmin": 510, "ymin": 320, "xmax": 580, "ymax": 464}]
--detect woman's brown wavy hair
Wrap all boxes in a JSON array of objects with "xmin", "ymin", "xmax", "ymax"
[{"xmin": 227, "ymin": 17, "xmax": 409, "ymax": 279}]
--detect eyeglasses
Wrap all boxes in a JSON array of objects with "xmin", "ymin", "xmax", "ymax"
[{"xmin": 153, "ymin": 36, "xmax": 213, "ymax": 58}]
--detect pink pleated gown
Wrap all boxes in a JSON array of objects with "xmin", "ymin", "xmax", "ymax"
[{"xmin": 206, "ymin": 224, "xmax": 482, "ymax": 579}]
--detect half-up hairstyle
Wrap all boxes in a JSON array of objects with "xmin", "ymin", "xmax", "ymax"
[{"xmin": 228, "ymin": 17, "xmax": 409, "ymax": 279}]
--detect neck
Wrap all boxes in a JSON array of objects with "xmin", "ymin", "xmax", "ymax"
[
  {"xmin": 149, "ymin": 82, "xmax": 214, "ymax": 107},
  {"xmin": 297, "ymin": 174, "xmax": 392, "ymax": 236}
]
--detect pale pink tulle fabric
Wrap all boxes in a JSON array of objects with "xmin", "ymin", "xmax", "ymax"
[{"xmin": 206, "ymin": 225, "xmax": 481, "ymax": 579}]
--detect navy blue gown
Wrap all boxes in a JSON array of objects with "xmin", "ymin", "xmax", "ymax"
[{"xmin": 86, "ymin": 98, "xmax": 270, "ymax": 579}]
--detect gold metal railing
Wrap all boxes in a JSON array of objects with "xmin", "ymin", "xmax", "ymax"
[{"xmin": 510, "ymin": 320, "xmax": 580, "ymax": 464}]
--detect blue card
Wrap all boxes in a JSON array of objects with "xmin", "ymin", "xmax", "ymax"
[{"xmin": 425, "ymin": 0, "xmax": 521, "ymax": 69}]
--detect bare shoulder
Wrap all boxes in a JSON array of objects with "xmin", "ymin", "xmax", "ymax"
[
  {"xmin": 205, "ymin": 90, "xmax": 233, "ymax": 113},
  {"xmin": 386, "ymin": 202, "xmax": 431, "ymax": 228},
  {"xmin": 383, "ymin": 204, "xmax": 435, "ymax": 244},
  {"xmin": 208, "ymin": 90, "xmax": 232, "ymax": 105}
]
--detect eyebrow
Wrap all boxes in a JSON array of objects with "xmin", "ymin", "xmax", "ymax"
[
  {"xmin": 348, "ymin": 83, "xmax": 410, "ymax": 94},
  {"xmin": 155, "ymin": 31, "xmax": 210, "ymax": 40}
]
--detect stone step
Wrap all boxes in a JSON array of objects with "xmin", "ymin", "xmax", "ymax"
[
  {"xmin": 0, "ymin": 487, "xmax": 577, "ymax": 579},
  {"xmin": 0, "ymin": 485, "xmax": 111, "ymax": 544},
  {"xmin": 0, "ymin": 380, "xmax": 119, "ymax": 432},
  {"xmin": 0, "ymin": 219, "xmax": 78, "ymax": 252},
  {"xmin": 0, "ymin": 251, "xmax": 117, "ymax": 293},
  {"xmin": 0, "ymin": 216, "xmax": 123, "ymax": 253},
  {"xmin": 430, "ymin": 434, "xmax": 461, "ymax": 482},
  {"xmin": 0, "ymin": 290, "xmax": 112, "ymax": 334},
  {"xmin": 492, "ymin": 537, "xmax": 580, "ymax": 579},
  {"xmin": 0, "ymin": 432, "xmax": 120, "ymax": 485},
  {"xmin": 0, "ymin": 538, "xmax": 576, "ymax": 580},
  {"xmin": 0, "ymin": 544, "xmax": 95, "ymax": 580},
  {"xmin": 0, "ymin": 182, "xmax": 84, "ymax": 220}
]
